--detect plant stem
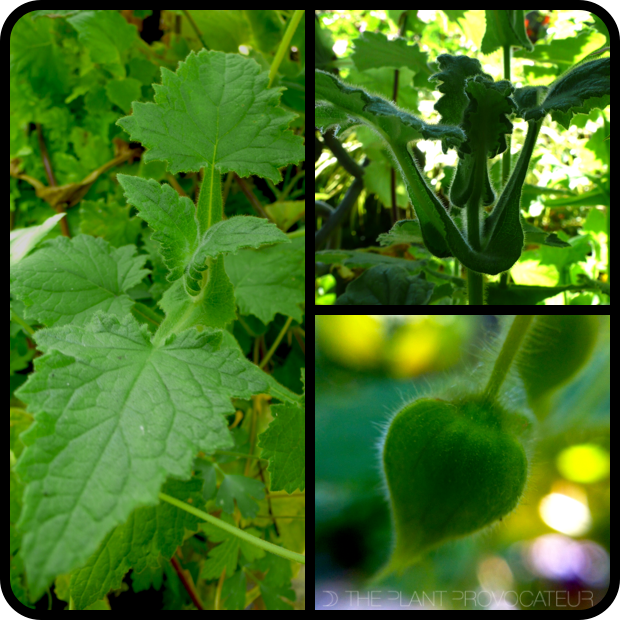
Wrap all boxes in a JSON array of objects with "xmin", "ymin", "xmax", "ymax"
[
  {"xmin": 483, "ymin": 315, "xmax": 535, "ymax": 403},
  {"xmin": 197, "ymin": 167, "xmax": 224, "ymax": 233},
  {"xmin": 501, "ymin": 43, "xmax": 513, "ymax": 187},
  {"xmin": 465, "ymin": 150, "xmax": 486, "ymax": 252},
  {"xmin": 390, "ymin": 141, "xmax": 451, "ymax": 258},
  {"xmin": 260, "ymin": 316, "xmax": 293, "ymax": 369},
  {"xmin": 159, "ymin": 492, "xmax": 306, "ymax": 564},
  {"xmin": 465, "ymin": 152, "xmax": 486, "ymax": 304},
  {"xmin": 467, "ymin": 269, "xmax": 484, "ymax": 305},
  {"xmin": 268, "ymin": 10, "xmax": 305, "ymax": 88}
]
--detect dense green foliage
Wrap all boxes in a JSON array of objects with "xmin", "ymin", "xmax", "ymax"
[
  {"xmin": 11, "ymin": 10, "xmax": 305, "ymax": 611},
  {"xmin": 315, "ymin": 10, "xmax": 610, "ymax": 305}
]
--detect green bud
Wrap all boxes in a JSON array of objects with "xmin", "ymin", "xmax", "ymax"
[
  {"xmin": 515, "ymin": 315, "xmax": 599, "ymax": 407},
  {"xmin": 378, "ymin": 393, "xmax": 528, "ymax": 578}
]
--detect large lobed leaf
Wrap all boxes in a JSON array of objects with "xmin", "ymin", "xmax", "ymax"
[
  {"xmin": 14, "ymin": 311, "xmax": 287, "ymax": 599},
  {"xmin": 117, "ymin": 50, "xmax": 304, "ymax": 181},
  {"xmin": 10, "ymin": 234, "xmax": 149, "ymax": 327}
]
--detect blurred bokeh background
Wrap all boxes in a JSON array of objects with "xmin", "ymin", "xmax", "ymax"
[{"xmin": 315, "ymin": 315, "xmax": 610, "ymax": 610}]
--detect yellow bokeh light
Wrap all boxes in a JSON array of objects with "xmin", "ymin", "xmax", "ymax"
[
  {"xmin": 316, "ymin": 315, "xmax": 383, "ymax": 369},
  {"xmin": 557, "ymin": 444, "xmax": 610, "ymax": 484}
]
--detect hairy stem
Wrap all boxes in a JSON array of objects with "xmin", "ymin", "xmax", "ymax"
[{"xmin": 483, "ymin": 315, "xmax": 535, "ymax": 403}]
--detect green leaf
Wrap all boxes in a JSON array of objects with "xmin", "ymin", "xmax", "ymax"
[
  {"xmin": 256, "ymin": 554, "xmax": 295, "ymax": 610},
  {"xmin": 66, "ymin": 10, "xmax": 138, "ymax": 67},
  {"xmin": 351, "ymin": 31, "xmax": 430, "ymax": 74},
  {"xmin": 334, "ymin": 264, "xmax": 434, "ymax": 305},
  {"xmin": 431, "ymin": 53, "xmax": 491, "ymax": 127},
  {"xmin": 105, "ymin": 77, "xmax": 142, "ymax": 113},
  {"xmin": 157, "ymin": 259, "xmax": 237, "ymax": 334},
  {"xmin": 259, "ymin": 402, "xmax": 306, "ymax": 493},
  {"xmin": 117, "ymin": 174, "xmax": 290, "ymax": 297},
  {"xmin": 216, "ymin": 474, "xmax": 265, "ymax": 518},
  {"xmin": 116, "ymin": 174, "xmax": 201, "ymax": 282},
  {"xmin": 217, "ymin": 329, "xmax": 302, "ymax": 405},
  {"xmin": 79, "ymin": 198, "xmax": 142, "ymax": 247},
  {"xmin": 315, "ymin": 69, "xmax": 465, "ymax": 149},
  {"xmin": 522, "ymin": 57, "xmax": 610, "ymax": 127},
  {"xmin": 485, "ymin": 283, "xmax": 592, "ymax": 305},
  {"xmin": 69, "ymin": 478, "xmax": 204, "ymax": 610},
  {"xmin": 458, "ymin": 76, "xmax": 515, "ymax": 159},
  {"xmin": 10, "ymin": 234, "xmax": 149, "ymax": 327},
  {"xmin": 222, "ymin": 570, "xmax": 248, "ymax": 610},
  {"xmin": 225, "ymin": 237, "xmax": 305, "ymax": 324},
  {"xmin": 10, "ymin": 14, "xmax": 74, "ymax": 94},
  {"xmin": 430, "ymin": 55, "xmax": 515, "ymax": 208},
  {"xmin": 480, "ymin": 10, "xmax": 534, "ymax": 55},
  {"xmin": 200, "ymin": 512, "xmax": 242, "ymax": 580},
  {"xmin": 117, "ymin": 50, "xmax": 304, "ymax": 181},
  {"xmin": 14, "ymin": 311, "xmax": 282, "ymax": 599},
  {"xmin": 29, "ymin": 10, "xmax": 82, "ymax": 19},
  {"xmin": 193, "ymin": 216, "xmax": 291, "ymax": 262}
]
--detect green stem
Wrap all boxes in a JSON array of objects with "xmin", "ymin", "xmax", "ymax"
[
  {"xmin": 197, "ymin": 166, "xmax": 224, "ymax": 233},
  {"xmin": 465, "ymin": 151, "xmax": 486, "ymax": 304},
  {"xmin": 159, "ymin": 492, "xmax": 305, "ymax": 564},
  {"xmin": 389, "ymin": 141, "xmax": 452, "ymax": 258},
  {"xmin": 465, "ymin": 150, "xmax": 486, "ymax": 252},
  {"xmin": 268, "ymin": 10, "xmax": 305, "ymax": 88},
  {"xmin": 501, "ymin": 43, "xmax": 513, "ymax": 187},
  {"xmin": 260, "ymin": 316, "xmax": 293, "ymax": 369},
  {"xmin": 11, "ymin": 310, "xmax": 35, "ymax": 337},
  {"xmin": 467, "ymin": 269, "xmax": 484, "ymax": 305},
  {"xmin": 483, "ymin": 315, "xmax": 534, "ymax": 403}
]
